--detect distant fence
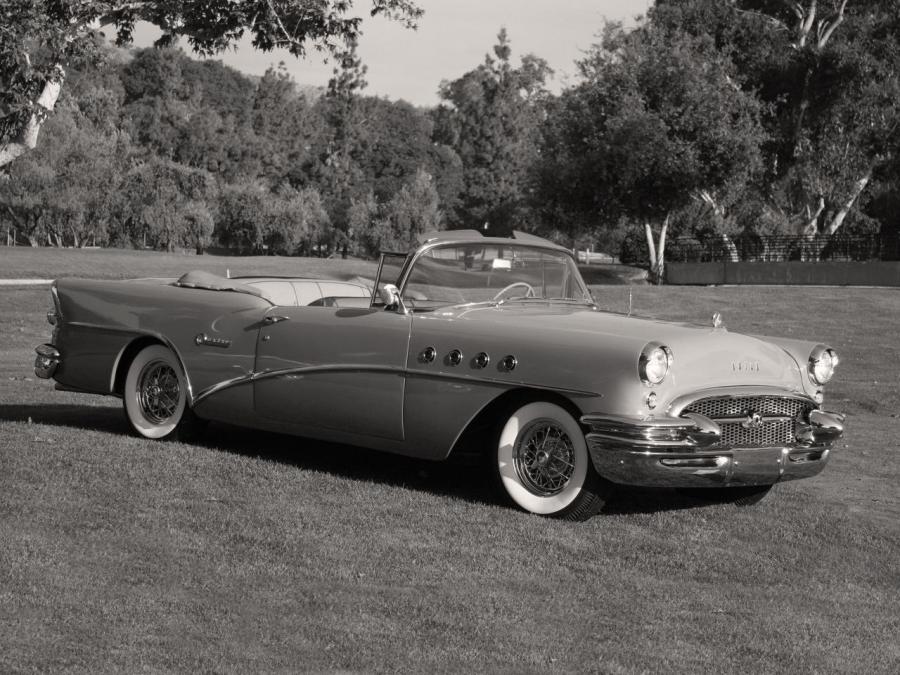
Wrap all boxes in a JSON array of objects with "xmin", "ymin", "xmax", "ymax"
[
  {"xmin": 663, "ymin": 234, "xmax": 900, "ymax": 286},
  {"xmin": 666, "ymin": 233, "xmax": 900, "ymax": 263},
  {"xmin": 666, "ymin": 260, "xmax": 900, "ymax": 286}
]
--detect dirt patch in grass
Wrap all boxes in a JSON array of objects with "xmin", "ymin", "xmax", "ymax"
[{"xmin": 1, "ymin": 285, "xmax": 898, "ymax": 672}]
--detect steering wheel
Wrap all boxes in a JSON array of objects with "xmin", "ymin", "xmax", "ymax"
[{"xmin": 492, "ymin": 282, "xmax": 536, "ymax": 302}]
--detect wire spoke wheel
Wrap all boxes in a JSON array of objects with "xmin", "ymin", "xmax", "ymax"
[
  {"xmin": 138, "ymin": 361, "xmax": 181, "ymax": 424},
  {"xmin": 123, "ymin": 345, "xmax": 191, "ymax": 440},
  {"xmin": 495, "ymin": 401, "xmax": 612, "ymax": 520},
  {"xmin": 514, "ymin": 419, "xmax": 577, "ymax": 496}
]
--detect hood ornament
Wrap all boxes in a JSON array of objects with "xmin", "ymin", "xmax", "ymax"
[{"xmin": 712, "ymin": 312, "xmax": 725, "ymax": 329}]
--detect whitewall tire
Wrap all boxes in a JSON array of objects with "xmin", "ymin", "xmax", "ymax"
[
  {"xmin": 495, "ymin": 401, "xmax": 610, "ymax": 520},
  {"xmin": 123, "ymin": 345, "xmax": 189, "ymax": 440}
]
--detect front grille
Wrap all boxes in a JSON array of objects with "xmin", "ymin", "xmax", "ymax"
[
  {"xmin": 717, "ymin": 418, "xmax": 794, "ymax": 448},
  {"xmin": 685, "ymin": 396, "xmax": 810, "ymax": 420},
  {"xmin": 683, "ymin": 395, "xmax": 814, "ymax": 449}
]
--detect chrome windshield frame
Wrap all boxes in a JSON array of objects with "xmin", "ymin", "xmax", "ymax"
[{"xmin": 393, "ymin": 240, "xmax": 593, "ymax": 309}]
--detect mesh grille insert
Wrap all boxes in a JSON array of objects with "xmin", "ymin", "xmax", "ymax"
[{"xmin": 683, "ymin": 396, "xmax": 814, "ymax": 449}]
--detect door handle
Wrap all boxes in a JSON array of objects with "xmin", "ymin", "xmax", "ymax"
[{"xmin": 264, "ymin": 315, "xmax": 290, "ymax": 325}]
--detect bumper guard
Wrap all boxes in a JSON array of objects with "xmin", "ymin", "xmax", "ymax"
[{"xmin": 34, "ymin": 344, "xmax": 61, "ymax": 379}]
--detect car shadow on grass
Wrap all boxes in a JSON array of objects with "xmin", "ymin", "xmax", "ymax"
[
  {"xmin": 0, "ymin": 402, "xmax": 499, "ymax": 508},
  {"xmin": 0, "ymin": 402, "xmax": 708, "ymax": 516},
  {"xmin": 202, "ymin": 421, "xmax": 501, "ymax": 509},
  {"xmin": 0, "ymin": 402, "xmax": 127, "ymax": 434}
]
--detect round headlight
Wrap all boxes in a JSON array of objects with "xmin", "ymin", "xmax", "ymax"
[
  {"xmin": 808, "ymin": 345, "xmax": 838, "ymax": 385},
  {"xmin": 640, "ymin": 343, "xmax": 673, "ymax": 385}
]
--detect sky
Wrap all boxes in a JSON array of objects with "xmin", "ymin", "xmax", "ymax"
[{"xmin": 134, "ymin": 0, "xmax": 652, "ymax": 107}]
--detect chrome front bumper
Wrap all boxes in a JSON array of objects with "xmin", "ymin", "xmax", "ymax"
[
  {"xmin": 34, "ymin": 344, "xmax": 61, "ymax": 379},
  {"xmin": 582, "ymin": 410, "xmax": 844, "ymax": 488}
]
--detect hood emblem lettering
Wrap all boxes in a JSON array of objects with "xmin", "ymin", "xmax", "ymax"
[{"xmin": 732, "ymin": 361, "xmax": 760, "ymax": 372}]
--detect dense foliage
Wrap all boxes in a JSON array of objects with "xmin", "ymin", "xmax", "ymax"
[
  {"xmin": 1, "ymin": 1, "xmax": 897, "ymax": 263},
  {"xmin": 1, "ymin": 45, "xmax": 456, "ymax": 254}
]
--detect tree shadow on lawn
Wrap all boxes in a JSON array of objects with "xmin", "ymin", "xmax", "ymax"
[{"xmin": 0, "ymin": 402, "xmax": 703, "ymax": 516}]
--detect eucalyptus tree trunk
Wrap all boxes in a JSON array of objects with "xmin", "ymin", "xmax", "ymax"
[
  {"xmin": 823, "ymin": 169, "xmax": 872, "ymax": 236},
  {"xmin": 697, "ymin": 190, "xmax": 739, "ymax": 262},
  {"xmin": 790, "ymin": 1, "xmax": 847, "ymax": 155},
  {"xmin": 644, "ymin": 214, "xmax": 669, "ymax": 285},
  {"xmin": 797, "ymin": 168, "xmax": 871, "ymax": 259}
]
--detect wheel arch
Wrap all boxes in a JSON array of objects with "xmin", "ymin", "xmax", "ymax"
[
  {"xmin": 447, "ymin": 386, "xmax": 586, "ymax": 460},
  {"xmin": 112, "ymin": 335, "xmax": 193, "ymax": 404}
]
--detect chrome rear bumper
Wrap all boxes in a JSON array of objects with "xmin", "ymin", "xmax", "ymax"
[
  {"xmin": 34, "ymin": 344, "xmax": 61, "ymax": 379},
  {"xmin": 582, "ymin": 410, "xmax": 844, "ymax": 488}
]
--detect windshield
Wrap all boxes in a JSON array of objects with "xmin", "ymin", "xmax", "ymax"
[{"xmin": 400, "ymin": 243, "xmax": 592, "ymax": 309}]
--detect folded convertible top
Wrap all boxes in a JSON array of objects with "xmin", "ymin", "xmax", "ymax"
[{"xmin": 174, "ymin": 270, "xmax": 273, "ymax": 303}]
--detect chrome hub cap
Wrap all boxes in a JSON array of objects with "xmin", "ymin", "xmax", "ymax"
[
  {"xmin": 137, "ymin": 360, "xmax": 180, "ymax": 424},
  {"xmin": 513, "ymin": 419, "xmax": 577, "ymax": 496}
]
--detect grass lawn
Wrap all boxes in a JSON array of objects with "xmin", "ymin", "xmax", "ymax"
[
  {"xmin": 1, "ymin": 251, "xmax": 898, "ymax": 672},
  {"xmin": 0, "ymin": 246, "xmax": 378, "ymax": 282}
]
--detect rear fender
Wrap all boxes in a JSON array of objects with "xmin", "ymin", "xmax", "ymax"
[{"xmin": 112, "ymin": 334, "xmax": 193, "ymax": 403}]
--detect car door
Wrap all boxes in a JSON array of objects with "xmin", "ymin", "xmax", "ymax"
[{"xmin": 253, "ymin": 304, "xmax": 411, "ymax": 441}]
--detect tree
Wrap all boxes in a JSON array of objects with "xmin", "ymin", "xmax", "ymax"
[
  {"xmin": 435, "ymin": 29, "xmax": 552, "ymax": 233},
  {"xmin": 260, "ymin": 185, "xmax": 330, "ymax": 256},
  {"xmin": 180, "ymin": 200, "xmax": 215, "ymax": 254},
  {"xmin": 114, "ymin": 158, "xmax": 215, "ymax": 251},
  {"xmin": 353, "ymin": 98, "xmax": 463, "ymax": 208},
  {"xmin": 363, "ymin": 168, "xmax": 442, "ymax": 255},
  {"xmin": 650, "ymin": 0, "xmax": 900, "ymax": 246},
  {"xmin": 317, "ymin": 36, "xmax": 371, "ymax": 244},
  {"xmin": 250, "ymin": 64, "xmax": 316, "ymax": 185},
  {"xmin": 0, "ymin": 0, "xmax": 422, "ymax": 169},
  {"xmin": 347, "ymin": 191, "xmax": 379, "ymax": 255},
  {"xmin": 535, "ymin": 22, "xmax": 766, "ymax": 281},
  {"xmin": 214, "ymin": 182, "xmax": 269, "ymax": 253},
  {"xmin": 0, "ymin": 95, "xmax": 131, "ymax": 247}
]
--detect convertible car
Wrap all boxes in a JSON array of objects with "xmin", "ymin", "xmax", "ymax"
[{"xmin": 34, "ymin": 231, "xmax": 844, "ymax": 520}]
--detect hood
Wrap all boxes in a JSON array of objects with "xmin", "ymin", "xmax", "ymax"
[{"xmin": 411, "ymin": 303, "xmax": 814, "ymax": 414}]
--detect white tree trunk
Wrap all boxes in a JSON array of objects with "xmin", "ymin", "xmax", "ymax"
[
  {"xmin": 824, "ymin": 169, "xmax": 872, "ymax": 236},
  {"xmin": 644, "ymin": 222, "xmax": 657, "ymax": 267},
  {"xmin": 656, "ymin": 215, "xmax": 669, "ymax": 284},
  {"xmin": 721, "ymin": 233, "xmax": 740, "ymax": 262},
  {"xmin": 645, "ymin": 216, "xmax": 669, "ymax": 284},
  {"xmin": 800, "ymin": 195, "xmax": 826, "ymax": 263},
  {"xmin": 0, "ymin": 73, "xmax": 64, "ymax": 168}
]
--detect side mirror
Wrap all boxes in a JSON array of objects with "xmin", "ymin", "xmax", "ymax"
[{"xmin": 379, "ymin": 284, "xmax": 407, "ymax": 313}]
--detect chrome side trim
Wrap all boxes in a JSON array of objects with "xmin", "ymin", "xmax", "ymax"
[
  {"xmin": 109, "ymin": 343, "xmax": 128, "ymax": 394},
  {"xmin": 408, "ymin": 368, "xmax": 598, "ymax": 397},
  {"xmin": 192, "ymin": 374, "xmax": 255, "ymax": 406},
  {"xmin": 667, "ymin": 386, "xmax": 813, "ymax": 416},
  {"xmin": 193, "ymin": 363, "xmax": 602, "ymax": 407}
]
